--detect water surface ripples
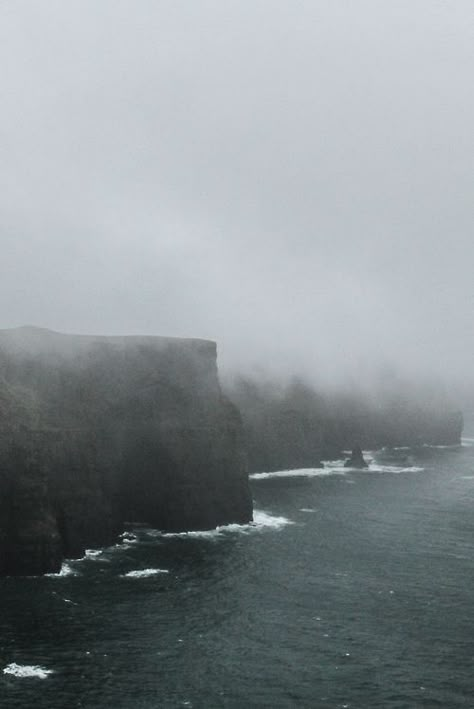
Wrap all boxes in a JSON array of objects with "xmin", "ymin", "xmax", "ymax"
[{"xmin": 2, "ymin": 445, "xmax": 474, "ymax": 707}]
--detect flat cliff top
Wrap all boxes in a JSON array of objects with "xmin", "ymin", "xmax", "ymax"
[
  {"xmin": 0, "ymin": 326, "xmax": 216, "ymax": 357},
  {"xmin": 0, "ymin": 325, "xmax": 222, "ymax": 431}
]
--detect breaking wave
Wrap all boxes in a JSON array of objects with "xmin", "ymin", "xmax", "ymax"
[
  {"xmin": 3, "ymin": 663, "xmax": 53, "ymax": 679},
  {"xmin": 45, "ymin": 562, "xmax": 79, "ymax": 578},
  {"xmin": 365, "ymin": 464, "xmax": 424, "ymax": 474},
  {"xmin": 250, "ymin": 467, "xmax": 345, "ymax": 480},
  {"xmin": 250, "ymin": 460, "xmax": 424, "ymax": 479},
  {"xmin": 121, "ymin": 568, "xmax": 169, "ymax": 578},
  {"xmin": 160, "ymin": 509, "xmax": 293, "ymax": 539},
  {"xmin": 83, "ymin": 549, "xmax": 104, "ymax": 559},
  {"xmin": 423, "ymin": 443, "xmax": 461, "ymax": 449},
  {"xmin": 253, "ymin": 510, "xmax": 293, "ymax": 528},
  {"xmin": 116, "ymin": 532, "xmax": 140, "ymax": 548}
]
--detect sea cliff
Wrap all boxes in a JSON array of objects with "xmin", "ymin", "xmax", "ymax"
[
  {"xmin": 227, "ymin": 376, "xmax": 463, "ymax": 474},
  {"xmin": 0, "ymin": 327, "xmax": 253, "ymax": 576}
]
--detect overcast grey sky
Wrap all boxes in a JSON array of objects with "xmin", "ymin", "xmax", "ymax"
[{"xmin": 1, "ymin": 1, "xmax": 473, "ymax": 384}]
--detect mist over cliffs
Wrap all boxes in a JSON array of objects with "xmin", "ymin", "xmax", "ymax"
[
  {"xmin": 225, "ymin": 374, "xmax": 463, "ymax": 474},
  {"xmin": 0, "ymin": 327, "xmax": 252, "ymax": 576},
  {"xmin": 0, "ymin": 326, "xmax": 463, "ymax": 576}
]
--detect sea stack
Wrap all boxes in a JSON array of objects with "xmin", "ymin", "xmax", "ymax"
[
  {"xmin": 0, "ymin": 326, "xmax": 253, "ymax": 576},
  {"xmin": 344, "ymin": 444, "xmax": 369, "ymax": 469}
]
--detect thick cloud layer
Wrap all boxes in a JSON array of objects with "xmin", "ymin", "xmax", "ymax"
[{"xmin": 1, "ymin": 1, "xmax": 473, "ymax": 386}]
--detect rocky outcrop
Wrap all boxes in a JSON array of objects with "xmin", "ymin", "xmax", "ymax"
[
  {"xmin": 344, "ymin": 445, "xmax": 369, "ymax": 469},
  {"xmin": 0, "ymin": 327, "xmax": 252, "ymax": 575}
]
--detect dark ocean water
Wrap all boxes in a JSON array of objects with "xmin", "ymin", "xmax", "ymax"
[{"xmin": 2, "ymin": 439, "xmax": 474, "ymax": 708}]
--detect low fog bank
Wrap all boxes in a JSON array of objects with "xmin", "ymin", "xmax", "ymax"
[
  {"xmin": 223, "ymin": 367, "xmax": 463, "ymax": 419},
  {"xmin": 0, "ymin": 324, "xmax": 465, "ymax": 483},
  {"xmin": 1, "ymin": 1, "xmax": 473, "ymax": 407},
  {"xmin": 219, "ymin": 336, "xmax": 471, "ymax": 424},
  {"xmin": 224, "ymin": 371, "xmax": 464, "ymax": 473},
  {"xmin": 2, "ymin": 324, "xmax": 469, "ymax": 421}
]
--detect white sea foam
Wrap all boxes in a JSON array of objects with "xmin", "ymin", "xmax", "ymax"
[
  {"xmin": 66, "ymin": 535, "xmax": 141, "ymax": 567},
  {"xmin": 121, "ymin": 568, "xmax": 169, "ymax": 578},
  {"xmin": 115, "ymin": 532, "xmax": 139, "ymax": 547},
  {"xmin": 250, "ymin": 467, "xmax": 345, "ymax": 480},
  {"xmin": 81, "ymin": 548, "xmax": 111, "ymax": 562},
  {"xmin": 87, "ymin": 534, "xmax": 139, "ymax": 557},
  {"xmin": 160, "ymin": 509, "xmax": 293, "ymax": 539},
  {"xmin": 119, "ymin": 531, "xmax": 139, "ymax": 541},
  {"xmin": 65, "ymin": 547, "xmax": 112, "ymax": 566},
  {"xmin": 117, "ymin": 533, "xmax": 139, "ymax": 548},
  {"xmin": 84, "ymin": 549, "xmax": 103, "ymax": 558},
  {"xmin": 3, "ymin": 663, "xmax": 53, "ymax": 679},
  {"xmin": 367, "ymin": 465, "xmax": 424, "ymax": 474},
  {"xmin": 72, "ymin": 548, "xmax": 108, "ymax": 562},
  {"xmin": 253, "ymin": 509, "xmax": 293, "ymax": 528},
  {"xmin": 251, "ymin": 461, "xmax": 424, "ymax": 478},
  {"xmin": 330, "ymin": 463, "xmax": 424, "ymax": 474},
  {"xmin": 423, "ymin": 443, "xmax": 460, "ymax": 449},
  {"xmin": 45, "ymin": 562, "xmax": 79, "ymax": 578},
  {"xmin": 162, "ymin": 528, "xmax": 222, "ymax": 540}
]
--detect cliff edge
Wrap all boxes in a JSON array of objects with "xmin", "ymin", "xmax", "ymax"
[{"xmin": 0, "ymin": 327, "xmax": 253, "ymax": 575}]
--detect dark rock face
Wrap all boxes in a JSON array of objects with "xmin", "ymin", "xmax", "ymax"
[
  {"xmin": 227, "ymin": 378, "xmax": 328, "ymax": 473},
  {"xmin": 226, "ymin": 376, "xmax": 464, "ymax": 474},
  {"xmin": 0, "ymin": 327, "xmax": 252, "ymax": 575},
  {"xmin": 344, "ymin": 445, "xmax": 369, "ymax": 469},
  {"xmin": 0, "ymin": 437, "xmax": 63, "ymax": 575}
]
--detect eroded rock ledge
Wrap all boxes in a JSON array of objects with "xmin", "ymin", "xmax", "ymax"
[{"xmin": 0, "ymin": 327, "xmax": 253, "ymax": 576}]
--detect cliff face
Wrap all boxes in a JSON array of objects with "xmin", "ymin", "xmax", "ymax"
[
  {"xmin": 0, "ymin": 327, "xmax": 252, "ymax": 575},
  {"xmin": 227, "ymin": 377, "xmax": 464, "ymax": 474}
]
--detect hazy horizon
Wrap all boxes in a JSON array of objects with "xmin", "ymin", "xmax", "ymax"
[{"xmin": 1, "ymin": 1, "xmax": 473, "ymax": 389}]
